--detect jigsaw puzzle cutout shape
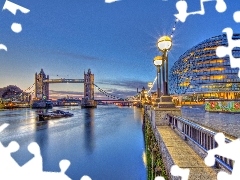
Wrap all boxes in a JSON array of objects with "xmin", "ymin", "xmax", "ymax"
[
  {"xmin": 3, "ymin": 0, "xmax": 30, "ymax": 15},
  {"xmin": 174, "ymin": 0, "xmax": 226, "ymax": 22},
  {"xmin": 2, "ymin": 0, "xmax": 30, "ymax": 33},
  {"xmin": 170, "ymin": 165, "xmax": 190, "ymax": 180},
  {"xmin": 0, "ymin": 44, "xmax": 7, "ymax": 51},
  {"xmin": 0, "ymin": 123, "xmax": 92, "ymax": 179},
  {"xmin": 154, "ymin": 176, "xmax": 165, "ymax": 180},
  {"xmin": 154, "ymin": 165, "xmax": 190, "ymax": 180},
  {"xmin": 216, "ymin": 27, "xmax": 240, "ymax": 77},
  {"xmin": 233, "ymin": 11, "xmax": 240, "ymax": 23},
  {"xmin": 80, "ymin": 175, "xmax": 92, "ymax": 180},
  {"xmin": 0, "ymin": 123, "xmax": 9, "ymax": 132},
  {"xmin": 105, "ymin": 0, "xmax": 120, "ymax": 3},
  {"xmin": 0, "ymin": 123, "xmax": 21, "ymax": 178},
  {"xmin": 0, "ymin": 0, "xmax": 30, "ymax": 51},
  {"xmin": 20, "ymin": 142, "xmax": 43, "ymax": 175},
  {"xmin": 204, "ymin": 133, "xmax": 240, "ymax": 180},
  {"xmin": 0, "ymin": 140, "xmax": 20, "ymax": 176}
]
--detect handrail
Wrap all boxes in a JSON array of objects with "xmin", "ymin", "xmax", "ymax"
[
  {"xmin": 167, "ymin": 113, "xmax": 233, "ymax": 172},
  {"xmin": 169, "ymin": 114, "xmax": 231, "ymax": 143}
]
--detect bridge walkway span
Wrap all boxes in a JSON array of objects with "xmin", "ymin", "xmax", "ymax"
[{"xmin": 43, "ymin": 79, "xmax": 84, "ymax": 83}]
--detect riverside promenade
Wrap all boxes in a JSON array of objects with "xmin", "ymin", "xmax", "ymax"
[
  {"xmin": 144, "ymin": 106, "xmax": 229, "ymax": 180},
  {"xmin": 156, "ymin": 126, "xmax": 217, "ymax": 179}
]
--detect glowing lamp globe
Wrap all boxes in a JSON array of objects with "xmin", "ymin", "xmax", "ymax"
[
  {"xmin": 148, "ymin": 82, "xmax": 153, "ymax": 88},
  {"xmin": 153, "ymin": 56, "xmax": 163, "ymax": 66},
  {"xmin": 157, "ymin": 36, "xmax": 172, "ymax": 52}
]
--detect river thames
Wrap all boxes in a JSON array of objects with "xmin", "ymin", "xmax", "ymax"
[{"xmin": 0, "ymin": 105, "xmax": 147, "ymax": 180}]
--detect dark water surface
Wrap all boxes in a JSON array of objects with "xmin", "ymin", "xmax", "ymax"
[{"xmin": 0, "ymin": 105, "xmax": 147, "ymax": 180}]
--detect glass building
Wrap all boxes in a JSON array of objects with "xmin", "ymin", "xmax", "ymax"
[{"xmin": 169, "ymin": 33, "xmax": 240, "ymax": 103}]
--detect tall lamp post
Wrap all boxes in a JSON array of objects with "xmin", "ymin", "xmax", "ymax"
[
  {"xmin": 156, "ymin": 36, "xmax": 172, "ymax": 95},
  {"xmin": 153, "ymin": 56, "xmax": 163, "ymax": 99}
]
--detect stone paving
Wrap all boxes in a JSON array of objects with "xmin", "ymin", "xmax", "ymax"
[
  {"xmin": 181, "ymin": 106, "xmax": 240, "ymax": 138},
  {"xmin": 157, "ymin": 126, "xmax": 218, "ymax": 180}
]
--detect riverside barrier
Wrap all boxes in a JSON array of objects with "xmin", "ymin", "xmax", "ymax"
[
  {"xmin": 166, "ymin": 113, "xmax": 233, "ymax": 172},
  {"xmin": 144, "ymin": 105, "xmax": 233, "ymax": 179}
]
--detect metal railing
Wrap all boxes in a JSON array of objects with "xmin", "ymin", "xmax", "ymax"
[{"xmin": 166, "ymin": 114, "xmax": 233, "ymax": 172}]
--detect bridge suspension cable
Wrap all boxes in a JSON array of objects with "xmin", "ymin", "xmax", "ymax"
[
  {"xmin": 93, "ymin": 83, "xmax": 125, "ymax": 100},
  {"xmin": 125, "ymin": 93, "xmax": 140, "ymax": 101},
  {"xmin": 18, "ymin": 83, "xmax": 35, "ymax": 96},
  {"xmin": 29, "ymin": 89, "xmax": 35, "ymax": 95},
  {"xmin": 6, "ymin": 83, "xmax": 35, "ymax": 100},
  {"xmin": 93, "ymin": 83, "xmax": 140, "ymax": 101}
]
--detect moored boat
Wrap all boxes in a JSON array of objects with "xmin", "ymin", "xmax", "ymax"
[{"xmin": 38, "ymin": 110, "xmax": 73, "ymax": 121}]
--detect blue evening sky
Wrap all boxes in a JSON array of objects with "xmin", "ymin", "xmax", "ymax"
[{"xmin": 0, "ymin": 0, "xmax": 239, "ymax": 99}]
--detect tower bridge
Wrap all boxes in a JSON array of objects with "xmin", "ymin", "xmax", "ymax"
[
  {"xmin": 43, "ymin": 79, "xmax": 85, "ymax": 83},
  {"xmin": 32, "ymin": 68, "xmax": 142, "ymax": 108},
  {"xmin": 35, "ymin": 68, "xmax": 95, "ymax": 107}
]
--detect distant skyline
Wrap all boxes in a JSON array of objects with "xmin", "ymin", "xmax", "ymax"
[{"xmin": 1, "ymin": 0, "xmax": 240, "ymax": 99}]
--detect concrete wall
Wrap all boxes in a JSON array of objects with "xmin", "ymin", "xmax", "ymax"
[
  {"xmin": 145, "ymin": 107, "xmax": 182, "ymax": 179},
  {"xmin": 151, "ymin": 107, "xmax": 181, "ymax": 126},
  {"xmin": 152, "ymin": 124, "xmax": 181, "ymax": 180}
]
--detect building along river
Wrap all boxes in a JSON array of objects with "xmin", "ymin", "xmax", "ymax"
[{"xmin": 0, "ymin": 105, "xmax": 147, "ymax": 180}]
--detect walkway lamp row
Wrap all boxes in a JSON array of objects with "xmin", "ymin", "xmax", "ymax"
[{"xmin": 153, "ymin": 36, "xmax": 172, "ymax": 98}]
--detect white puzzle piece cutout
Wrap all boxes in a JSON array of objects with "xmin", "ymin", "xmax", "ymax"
[
  {"xmin": 204, "ymin": 133, "xmax": 240, "ymax": 180},
  {"xmin": 216, "ymin": 28, "xmax": 240, "ymax": 77},
  {"xmin": 175, "ymin": 0, "xmax": 227, "ymax": 22}
]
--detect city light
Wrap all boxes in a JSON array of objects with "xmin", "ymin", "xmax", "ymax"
[{"xmin": 156, "ymin": 35, "xmax": 172, "ymax": 96}]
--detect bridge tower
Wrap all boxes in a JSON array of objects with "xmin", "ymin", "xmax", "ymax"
[
  {"xmin": 81, "ymin": 69, "xmax": 96, "ymax": 108},
  {"xmin": 35, "ymin": 69, "xmax": 49, "ymax": 100},
  {"xmin": 84, "ymin": 69, "xmax": 94, "ymax": 100}
]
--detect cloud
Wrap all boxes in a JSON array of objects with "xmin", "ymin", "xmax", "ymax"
[
  {"xmin": 49, "ymin": 90, "xmax": 83, "ymax": 99},
  {"xmin": 105, "ymin": 0, "xmax": 120, "ymax": 3},
  {"xmin": 96, "ymin": 79, "xmax": 148, "ymax": 90},
  {"xmin": 48, "ymin": 78, "xmax": 149, "ymax": 100},
  {"xmin": 94, "ymin": 89, "xmax": 139, "ymax": 100},
  {"xmin": 94, "ymin": 79, "xmax": 149, "ymax": 99},
  {"xmin": 53, "ymin": 51, "xmax": 100, "ymax": 61},
  {"xmin": 50, "ymin": 90, "xmax": 83, "ymax": 95},
  {"xmin": 49, "ymin": 87, "xmax": 139, "ymax": 100}
]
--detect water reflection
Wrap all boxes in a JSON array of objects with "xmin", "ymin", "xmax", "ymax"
[
  {"xmin": 35, "ymin": 121, "xmax": 48, "ymax": 130},
  {"xmin": 35, "ymin": 122, "xmax": 49, "ymax": 151},
  {"xmin": 83, "ymin": 108, "xmax": 95, "ymax": 154},
  {"xmin": 0, "ymin": 107, "xmax": 147, "ymax": 179}
]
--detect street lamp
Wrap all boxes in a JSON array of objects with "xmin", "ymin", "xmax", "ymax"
[
  {"xmin": 153, "ymin": 56, "xmax": 163, "ymax": 99},
  {"xmin": 157, "ymin": 36, "xmax": 172, "ymax": 95}
]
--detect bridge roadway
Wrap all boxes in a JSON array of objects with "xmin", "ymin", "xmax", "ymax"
[
  {"xmin": 95, "ymin": 99, "xmax": 137, "ymax": 103},
  {"xmin": 156, "ymin": 126, "xmax": 217, "ymax": 179}
]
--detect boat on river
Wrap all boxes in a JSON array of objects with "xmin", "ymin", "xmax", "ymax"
[{"xmin": 38, "ymin": 110, "xmax": 73, "ymax": 121}]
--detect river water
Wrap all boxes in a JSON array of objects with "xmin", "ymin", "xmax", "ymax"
[{"xmin": 0, "ymin": 105, "xmax": 147, "ymax": 180}]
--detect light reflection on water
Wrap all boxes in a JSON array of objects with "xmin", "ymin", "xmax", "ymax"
[{"xmin": 0, "ymin": 105, "xmax": 147, "ymax": 180}]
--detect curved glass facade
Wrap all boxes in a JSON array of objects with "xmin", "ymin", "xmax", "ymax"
[{"xmin": 169, "ymin": 33, "xmax": 240, "ymax": 100}]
